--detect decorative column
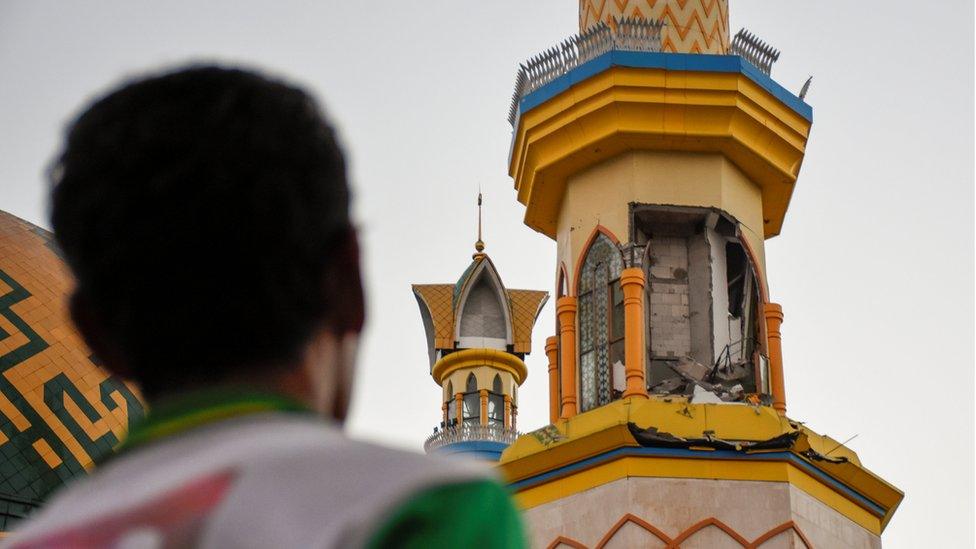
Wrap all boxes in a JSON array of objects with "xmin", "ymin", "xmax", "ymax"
[
  {"xmin": 620, "ymin": 268, "xmax": 649, "ymax": 399},
  {"xmin": 764, "ymin": 303, "xmax": 786, "ymax": 415},
  {"xmin": 479, "ymin": 389, "xmax": 488, "ymax": 426},
  {"xmin": 511, "ymin": 403, "xmax": 517, "ymax": 430},
  {"xmin": 545, "ymin": 336, "xmax": 560, "ymax": 424},
  {"xmin": 503, "ymin": 395, "xmax": 512, "ymax": 428},
  {"xmin": 442, "ymin": 402, "xmax": 448, "ymax": 426},
  {"xmin": 556, "ymin": 296, "xmax": 578, "ymax": 419},
  {"xmin": 454, "ymin": 392, "xmax": 463, "ymax": 425}
]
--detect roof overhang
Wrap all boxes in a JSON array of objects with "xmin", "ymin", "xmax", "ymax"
[
  {"xmin": 508, "ymin": 51, "xmax": 812, "ymax": 240},
  {"xmin": 497, "ymin": 398, "xmax": 902, "ymax": 535}
]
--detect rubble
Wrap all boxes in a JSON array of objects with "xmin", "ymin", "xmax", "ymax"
[
  {"xmin": 646, "ymin": 356, "xmax": 758, "ymax": 403},
  {"xmin": 673, "ymin": 356, "xmax": 710, "ymax": 381},
  {"xmin": 627, "ymin": 422, "xmax": 801, "ymax": 452},
  {"xmin": 691, "ymin": 384, "xmax": 723, "ymax": 404}
]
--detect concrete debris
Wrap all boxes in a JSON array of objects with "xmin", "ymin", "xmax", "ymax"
[
  {"xmin": 649, "ymin": 377, "xmax": 684, "ymax": 394},
  {"xmin": 691, "ymin": 384, "xmax": 723, "ymax": 404},
  {"xmin": 711, "ymin": 360, "xmax": 751, "ymax": 382},
  {"xmin": 648, "ymin": 357, "xmax": 755, "ymax": 403},
  {"xmin": 673, "ymin": 356, "xmax": 710, "ymax": 381},
  {"xmin": 627, "ymin": 422, "xmax": 801, "ymax": 453}
]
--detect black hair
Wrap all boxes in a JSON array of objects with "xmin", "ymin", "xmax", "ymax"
[{"xmin": 50, "ymin": 65, "xmax": 361, "ymax": 397}]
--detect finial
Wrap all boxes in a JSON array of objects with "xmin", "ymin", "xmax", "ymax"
[{"xmin": 474, "ymin": 192, "xmax": 485, "ymax": 258}]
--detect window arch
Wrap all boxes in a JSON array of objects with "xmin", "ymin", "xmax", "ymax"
[
  {"xmin": 460, "ymin": 277, "xmax": 507, "ymax": 339},
  {"xmin": 446, "ymin": 380, "xmax": 457, "ymax": 426},
  {"xmin": 577, "ymin": 232, "xmax": 625, "ymax": 412},
  {"xmin": 462, "ymin": 373, "xmax": 480, "ymax": 425},
  {"xmin": 487, "ymin": 374, "xmax": 504, "ymax": 426},
  {"xmin": 455, "ymin": 259, "xmax": 513, "ymax": 351}
]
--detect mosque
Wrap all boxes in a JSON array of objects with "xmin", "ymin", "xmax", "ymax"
[
  {"xmin": 417, "ymin": 1, "xmax": 903, "ymax": 547},
  {"xmin": 0, "ymin": 0, "xmax": 903, "ymax": 547},
  {"xmin": 0, "ymin": 211, "xmax": 143, "ymax": 531}
]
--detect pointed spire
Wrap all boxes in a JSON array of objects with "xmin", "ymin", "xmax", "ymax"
[{"xmin": 474, "ymin": 192, "xmax": 486, "ymax": 258}]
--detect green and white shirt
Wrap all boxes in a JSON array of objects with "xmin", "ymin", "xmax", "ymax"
[{"xmin": 4, "ymin": 391, "xmax": 526, "ymax": 548}]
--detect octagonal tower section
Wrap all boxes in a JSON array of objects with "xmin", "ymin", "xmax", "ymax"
[{"xmin": 501, "ymin": 6, "xmax": 902, "ymax": 547}]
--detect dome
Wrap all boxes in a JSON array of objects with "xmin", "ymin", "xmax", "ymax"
[
  {"xmin": 0, "ymin": 210, "xmax": 144, "ymax": 529},
  {"xmin": 413, "ymin": 254, "xmax": 548, "ymax": 367}
]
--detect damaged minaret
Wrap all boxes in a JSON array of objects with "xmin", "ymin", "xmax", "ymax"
[{"xmin": 497, "ymin": 1, "xmax": 904, "ymax": 547}]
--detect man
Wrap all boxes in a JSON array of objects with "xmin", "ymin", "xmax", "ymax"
[{"xmin": 6, "ymin": 66, "xmax": 525, "ymax": 548}]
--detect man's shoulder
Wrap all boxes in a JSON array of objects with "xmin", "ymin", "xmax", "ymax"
[
  {"xmin": 363, "ymin": 472, "xmax": 526, "ymax": 549},
  {"xmin": 240, "ymin": 416, "xmax": 494, "ymax": 487},
  {"xmin": 4, "ymin": 415, "xmax": 503, "ymax": 548}
]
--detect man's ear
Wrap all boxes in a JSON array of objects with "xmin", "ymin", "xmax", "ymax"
[{"xmin": 69, "ymin": 290, "xmax": 131, "ymax": 379}]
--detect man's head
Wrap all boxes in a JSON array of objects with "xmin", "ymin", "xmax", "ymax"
[{"xmin": 50, "ymin": 65, "xmax": 364, "ymax": 420}]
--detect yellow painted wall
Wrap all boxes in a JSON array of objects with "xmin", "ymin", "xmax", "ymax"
[
  {"xmin": 556, "ymin": 150, "xmax": 767, "ymax": 292},
  {"xmin": 442, "ymin": 366, "xmax": 518, "ymax": 402}
]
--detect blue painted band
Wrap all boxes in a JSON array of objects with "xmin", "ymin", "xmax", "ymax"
[
  {"xmin": 508, "ymin": 446, "xmax": 884, "ymax": 517},
  {"xmin": 518, "ymin": 51, "xmax": 813, "ymax": 123},
  {"xmin": 434, "ymin": 440, "xmax": 509, "ymax": 461}
]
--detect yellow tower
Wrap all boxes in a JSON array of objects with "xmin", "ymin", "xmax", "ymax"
[
  {"xmin": 499, "ymin": 2, "xmax": 903, "ymax": 546},
  {"xmin": 414, "ymin": 196, "xmax": 548, "ymax": 461}
]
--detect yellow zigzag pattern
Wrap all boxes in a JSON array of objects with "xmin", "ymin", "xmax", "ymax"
[{"xmin": 579, "ymin": 0, "xmax": 729, "ymax": 54}]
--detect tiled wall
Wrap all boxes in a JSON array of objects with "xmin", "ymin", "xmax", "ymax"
[{"xmin": 0, "ymin": 211, "xmax": 144, "ymax": 528}]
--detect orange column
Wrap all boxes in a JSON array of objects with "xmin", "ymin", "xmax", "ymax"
[
  {"xmin": 454, "ymin": 393, "xmax": 463, "ymax": 425},
  {"xmin": 556, "ymin": 296, "xmax": 578, "ymax": 419},
  {"xmin": 479, "ymin": 389, "xmax": 488, "ymax": 426},
  {"xmin": 442, "ymin": 402, "xmax": 448, "ymax": 426},
  {"xmin": 620, "ymin": 268, "xmax": 649, "ymax": 399},
  {"xmin": 764, "ymin": 303, "xmax": 787, "ymax": 415},
  {"xmin": 503, "ymin": 395, "xmax": 512, "ymax": 428},
  {"xmin": 545, "ymin": 336, "xmax": 560, "ymax": 423}
]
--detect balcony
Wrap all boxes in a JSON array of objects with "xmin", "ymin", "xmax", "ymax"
[{"xmin": 424, "ymin": 423, "xmax": 520, "ymax": 454}]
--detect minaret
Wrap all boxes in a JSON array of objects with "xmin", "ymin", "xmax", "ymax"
[
  {"xmin": 498, "ymin": 1, "xmax": 903, "ymax": 546},
  {"xmin": 413, "ymin": 195, "xmax": 548, "ymax": 461}
]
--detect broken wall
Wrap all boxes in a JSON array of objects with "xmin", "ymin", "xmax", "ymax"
[
  {"xmin": 646, "ymin": 230, "xmax": 692, "ymax": 387},
  {"xmin": 687, "ymin": 229, "xmax": 713, "ymax": 368},
  {"xmin": 634, "ymin": 205, "xmax": 763, "ymax": 401}
]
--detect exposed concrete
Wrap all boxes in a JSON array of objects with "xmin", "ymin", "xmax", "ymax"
[
  {"xmin": 647, "ymin": 233, "xmax": 691, "ymax": 360},
  {"xmin": 687, "ymin": 229, "xmax": 713, "ymax": 367},
  {"xmin": 708, "ymin": 228, "xmax": 731, "ymax": 363},
  {"xmin": 633, "ymin": 205, "xmax": 761, "ymax": 399}
]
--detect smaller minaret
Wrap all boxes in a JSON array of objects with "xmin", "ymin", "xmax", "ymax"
[{"xmin": 413, "ymin": 195, "xmax": 548, "ymax": 460}]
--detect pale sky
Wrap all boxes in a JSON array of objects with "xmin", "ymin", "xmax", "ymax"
[{"xmin": 1, "ymin": 1, "xmax": 973, "ymax": 547}]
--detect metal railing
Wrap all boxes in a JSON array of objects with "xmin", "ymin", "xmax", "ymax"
[
  {"xmin": 424, "ymin": 423, "xmax": 520, "ymax": 453},
  {"xmin": 730, "ymin": 28, "xmax": 780, "ymax": 77},
  {"xmin": 508, "ymin": 17, "xmax": 664, "ymax": 126},
  {"xmin": 508, "ymin": 22, "xmax": 783, "ymax": 127}
]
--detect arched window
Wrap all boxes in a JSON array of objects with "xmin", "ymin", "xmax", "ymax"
[
  {"xmin": 462, "ymin": 373, "xmax": 480, "ymax": 425},
  {"xmin": 578, "ymin": 232, "xmax": 625, "ymax": 412},
  {"xmin": 446, "ymin": 380, "xmax": 457, "ymax": 426},
  {"xmin": 487, "ymin": 374, "xmax": 504, "ymax": 426}
]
